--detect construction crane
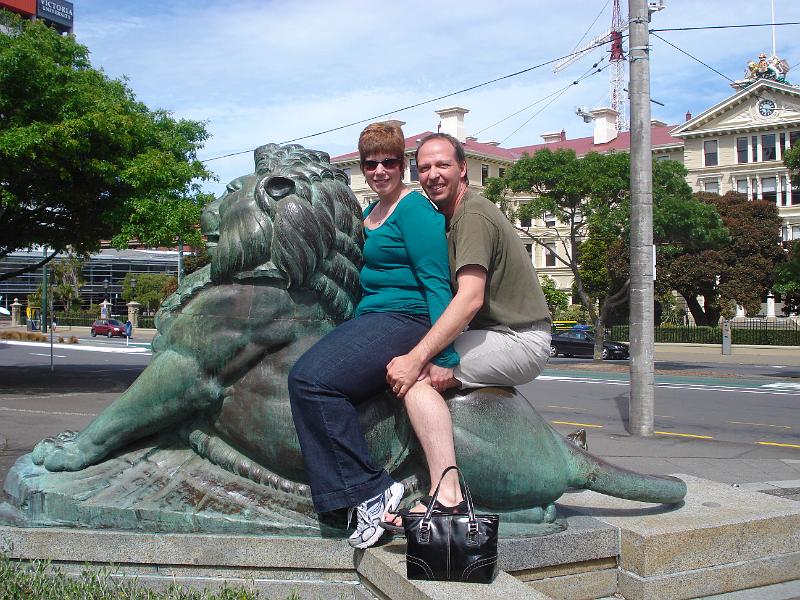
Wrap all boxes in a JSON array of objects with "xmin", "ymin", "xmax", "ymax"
[{"xmin": 553, "ymin": 0, "xmax": 629, "ymax": 131}]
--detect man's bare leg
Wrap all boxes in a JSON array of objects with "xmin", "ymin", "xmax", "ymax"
[{"xmin": 402, "ymin": 379, "xmax": 463, "ymax": 510}]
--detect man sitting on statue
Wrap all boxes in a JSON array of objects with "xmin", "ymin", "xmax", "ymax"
[{"xmin": 383, "ymin": 133, "xmax": 552, "ymax": 527}]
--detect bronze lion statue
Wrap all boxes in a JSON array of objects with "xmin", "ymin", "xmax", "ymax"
[{"xmin": 21, "ymin": 143, "xmax": 685, "ymax": 534}]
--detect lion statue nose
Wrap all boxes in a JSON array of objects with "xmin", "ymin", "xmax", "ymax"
[{"xmin": 265, "ymin": 176, "xmax": 296, "ymax": 200}]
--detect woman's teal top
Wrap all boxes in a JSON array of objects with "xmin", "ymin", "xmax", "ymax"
[{"xmin": 356, "ymin": 191, "xmax": 459, "ymax": 368}]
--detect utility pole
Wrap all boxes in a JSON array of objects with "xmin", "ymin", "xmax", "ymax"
[
  {"xmin": 41, "ymin": 247, "xmax": 48, "ymax": 335},
  {"xmin": 628, "ymin": 0, "xmax": 655, "ymax": 436}
]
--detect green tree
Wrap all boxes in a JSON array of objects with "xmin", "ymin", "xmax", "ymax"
[
  {"xmin": 0, "ymin": 16, "xmax": 214, "ymax": 281},
  {"xmin": 499, "ymin": 149, "xmax": 718, "ymax": 359},
  {"xmin": 50, "ymin": 251, "xmax": 84, "ymax": 314},
  {"xmin": 773, "ymin": 240, "xmax": 800, "ymax": 315},
  {"xmin": 785, "ymin": 141, "xmax": 800, "ymax": 186},
  {"xmin": 121, "ymin": 273, "xmax": 176, "ymax": 315},
  {"xmin": 659, "ymin": 192, "xmax": 783, "ymax": 324},
  {"xmin": 539, "ymin": 275, "xmax": 569, "ymax": 316}
]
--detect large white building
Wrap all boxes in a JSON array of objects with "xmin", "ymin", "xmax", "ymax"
[{"xmin": 331, "ymin": 63, "xmax": 800, "ymax": 313}]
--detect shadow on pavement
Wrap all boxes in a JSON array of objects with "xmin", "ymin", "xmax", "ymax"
[
  {"xmin": 653, "ymin": 361, "xmax": 714, "ymax": 372},
  {"xmin": 0, "ymin": 365, "xmax": 145, "ymax": 395}
]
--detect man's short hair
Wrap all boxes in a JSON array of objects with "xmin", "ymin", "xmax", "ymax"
[
  {"xmin": 415, "ymin": 133, "xmax": 469, "ymax": 183},
  {"xmin": 358, "ymin": 122, "xmax": 407, "ymax": 171}
]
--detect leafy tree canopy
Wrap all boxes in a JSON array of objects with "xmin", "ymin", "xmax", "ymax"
[
  {"xmin": 0, "ymin": 15, "xmax": 214, "ymax": 281},
  {"xmin": 121, "ymin": 273, "xmax": 176, "ymax": 313},
  {"xmin": 659, "ymin": 192, "xmax": 783, "ymax": 324},
  {"xmin": 538, "ymin": 275, "xmax": 569, "ymax": 316},
  {"xmin": 495, "ymin": 149, "xmax": 727, "ymax": 356},
  {"xmin": 785, "ymin": 141, "xmax": 800, "ymax": 186},
  {"xmin": 774, "ymin": 240, "xmax": 800, "ymax": 315}
]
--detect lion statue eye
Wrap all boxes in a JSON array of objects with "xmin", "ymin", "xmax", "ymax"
[{"xmin": 265, "ymin": 176, "xmax": 296, "ymax": 200}]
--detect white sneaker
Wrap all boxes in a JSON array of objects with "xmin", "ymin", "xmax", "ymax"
[{"xmin": 347, "ymin": 481, "xmax": 405, "ymax": 549}]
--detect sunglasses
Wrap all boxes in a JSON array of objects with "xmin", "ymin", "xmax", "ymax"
[{"xmin": 362, "ymin": 157, "xmax": 403, "ymax": 171}]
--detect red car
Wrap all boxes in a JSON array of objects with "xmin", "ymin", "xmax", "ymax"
[{"xmin": 91, "ymin": 319, "xmax": 127, "ymax": 338}]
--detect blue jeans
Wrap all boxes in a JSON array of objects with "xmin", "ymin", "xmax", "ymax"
[{"xmin": 288, "ymin": 312, "xmax": 430, "ymax": 513}]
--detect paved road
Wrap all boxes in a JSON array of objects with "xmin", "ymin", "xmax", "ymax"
[{"xmin": 2, "ymin": 339, "xmax": 799, "ymax": 487}]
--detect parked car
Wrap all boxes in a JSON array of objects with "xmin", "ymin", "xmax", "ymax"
[
  {"xmin": 91, "ymin": 318, "xmax": 127, "ymax": 338},
  {"xmin": 549, "ymin": 330, "xmax": 629, "ymax": 360}
]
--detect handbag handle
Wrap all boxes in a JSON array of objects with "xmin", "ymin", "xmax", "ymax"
[{"xmin": 422, "ymin": 465, "xmax": 476, "ymax": 523}]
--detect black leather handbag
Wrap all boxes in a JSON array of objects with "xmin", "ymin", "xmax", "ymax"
[{"xmin": 402, "ymin": 466, "xmax": 499, "ymax": 583}]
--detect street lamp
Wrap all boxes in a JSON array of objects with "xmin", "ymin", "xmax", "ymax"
[
  {"xmin": 103, "ymin": 278, "xmax": 109, "ymax": 301},
  {"xmin": 130, "ymin": 276, "xmax": 136, "ymax": 299}
]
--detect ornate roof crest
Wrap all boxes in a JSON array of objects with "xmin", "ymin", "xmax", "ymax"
[{"xmin": 732, "ymin": 53, "xmax": 792, "ymax": 90}]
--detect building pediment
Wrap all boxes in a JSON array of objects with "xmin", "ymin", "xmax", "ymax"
[{"xmin": 671, "ymin": 80, "xmax": 800, "ymax": 138}]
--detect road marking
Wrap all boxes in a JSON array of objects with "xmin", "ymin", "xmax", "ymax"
[
  {"xmin": 30, "ymin": 352, "xmax": 67, "ymax": 358},
  {"xmin": 729, "ymin": 421, "xmax": 791, "ymax": 429},
  {"xmin": 0, "ymin": 406, "xmax": 97, "ymax": 417},
  {"xmin": 551, "ymin": 420, "xmax": 604, "ymax": 428},
  {"xmin": 2, "ymin": 340, "xmax": 150, "ymax": 354},
  {"xmin": 540, "ymin": 374, "xmax": 800, "ymax": 396},
  {"xmin": 654, "ymin": 431, "xmax": 713, "ymax": 439},
  {"xmin": 546, "ymin": 405, "xmax": 582, "ymax": 411},
  {"xmin": 757, "ymin": 442, "xmax": 800, "ymax": 449},
  {"xmin": 761, "ymin": 382, "xmax": 800, "ymax": 390}
]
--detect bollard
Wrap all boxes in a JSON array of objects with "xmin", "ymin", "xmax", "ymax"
[{"xmin": 721, "ymin": 318, "xmax": 732, "ymax": 355}]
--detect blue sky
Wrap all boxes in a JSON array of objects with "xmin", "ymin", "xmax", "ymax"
[{"xmin": 73, "ymin": 1, "xmax": 800, "ymax": 196}]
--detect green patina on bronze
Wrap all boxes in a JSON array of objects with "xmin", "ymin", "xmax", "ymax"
[{"xmin": 1, "ymin": 144, "xmax": 686, "ymax": 536}]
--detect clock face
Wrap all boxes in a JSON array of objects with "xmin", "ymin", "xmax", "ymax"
[{"xmin": 758, "ymin": 99, "xmax": 776, "ymax": 117}]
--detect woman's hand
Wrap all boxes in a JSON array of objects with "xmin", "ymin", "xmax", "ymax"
[{"xmin": 426, "ymin": 364, "xmax": 455, "ymax": 392}]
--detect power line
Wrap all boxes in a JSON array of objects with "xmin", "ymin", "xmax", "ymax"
[
  {"xmin": 499, "ymin": 64, "xmax": 610, "ymax": 145},
  {"xmin": 570, "ymin": 0, "xmax": 611, "ymax": 55},
  {"xmin": 650, "ymin": 32, "xmax": 734, "ymax": 84},
  {"xmin": 650, "ymin": 21, "xmax": 800, "ymax": 33},
  {"xmin": 474, "ymin": 58, "xmax": 606, "ymax": 137},
  {"xmin": 199, "ymin": 36, "xmax": 619, "ymax": 163}
]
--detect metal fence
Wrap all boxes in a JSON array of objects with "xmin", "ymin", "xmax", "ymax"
[{"xmin": 610, "ymin": 319, "xmax": 800, "ymax": 346}]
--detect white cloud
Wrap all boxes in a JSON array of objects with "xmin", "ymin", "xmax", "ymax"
[{"xmin": 74, "ymin": 0, "xmax": 800, "ymax": 196}]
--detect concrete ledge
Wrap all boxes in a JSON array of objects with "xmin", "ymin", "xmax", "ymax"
[
  {"xmin": 525, "ymin": 567, "xmax": 618, "ymax": 600},
  {"xmin": 618, "ymin": 551, "xmax": 800, "ymax": 600},
  {"xmin": 0, "ymin": 526, "xmax": 357, "ymax": 571},
  {"xmin": 358, "ymin": 541, "xmax": 551, "ymax": 600},
  {"xmin": 558, "ymin": 475, "xmax": 800, "ymax": 578},
  {"xmin": 3, "ymin": 474, "xmax": 799, "ymax": 599}
]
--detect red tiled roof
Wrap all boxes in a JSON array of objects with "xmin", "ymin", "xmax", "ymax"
[
  {"xmin": 332, "ymin": 131, "xmax": 522, "ymax": 163},
  {"xmin": 510, "ymin": 124, "xmax": 681, "ymax": 157},
  {"xmin": 331, "ymin": 124, "xmax": 682, "ymax": 164}
]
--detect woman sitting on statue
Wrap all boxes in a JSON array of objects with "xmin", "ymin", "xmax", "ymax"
[{"xmin": 288, "ymin": 121, "xmax": 460, "ymax": 549}]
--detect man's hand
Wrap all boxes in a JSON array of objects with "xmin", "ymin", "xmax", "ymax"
[{"xmin": 386, "ymin": 353, "xmax": 425, "ymax": 399}]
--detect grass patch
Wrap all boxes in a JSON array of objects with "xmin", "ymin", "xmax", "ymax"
[{"xmin": 0, "ymin": 554, "xmax": 301, "ymax": 599}]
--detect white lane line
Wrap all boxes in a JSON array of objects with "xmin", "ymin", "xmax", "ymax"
[
  {"xmin": 2, "ymin": 340, "xmax": 150, "ymax": 354},
  {"xmin": 539, "ymin": 375, "xmax": 800, "ymax": 396},
  {"xmin": 0, "ymin": 406, "xmax": 97, "ymax": 417},
  {"xmin": 729, "ymin": 421, "xmax": 792, "ymax": 429},
  {"xmin": 761, "ymin": 382, "xmax": 800, "ymax": 390},
  {"xmin": 30, "ymin": 353, "xmax": 67, "ymax": 358}
]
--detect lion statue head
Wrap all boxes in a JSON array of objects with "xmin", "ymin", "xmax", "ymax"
[{"xmin": 202, "ymin": 143, "xmax": 364, "ymax": 322}]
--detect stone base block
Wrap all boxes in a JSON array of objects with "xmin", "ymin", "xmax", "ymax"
[
  {"xmin": 3, "ymin": 475, "xmax": 800, "ymax": 599},
  {"xmin": 557, "ymin": 474, "xmax": 800, "ymax": 600}
]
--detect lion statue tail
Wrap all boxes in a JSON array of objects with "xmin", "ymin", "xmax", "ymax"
[{"xmin": 561, "ymin": 437, "xmax": 687, "ymax": 504}]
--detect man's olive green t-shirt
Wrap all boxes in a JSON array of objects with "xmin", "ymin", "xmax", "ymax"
[{"xmin": 447, "ymin": 189, "xmax": 551, "ymax": 330}]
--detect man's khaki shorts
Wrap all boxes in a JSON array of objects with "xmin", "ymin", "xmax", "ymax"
[{"xmin": 452, "ymin": 321, "xmax": 551, "ymax": 389}]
